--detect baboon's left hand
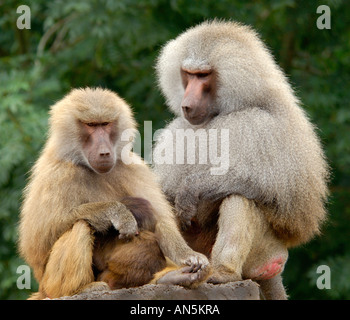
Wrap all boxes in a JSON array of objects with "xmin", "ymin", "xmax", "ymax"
[
  {"xmin": 157, "ymin": 264, "xmax": 210, "ymax": 287},
  {"xmin": 182, "ymin": 252, "xmax": 210, "ymax": 276}
]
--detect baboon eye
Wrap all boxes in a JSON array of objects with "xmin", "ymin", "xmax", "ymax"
[
  {"xmin": 197, "ymin": 72, "xmax": 211, "ymax": 78},
  {"xmin": 85, "ymin": 122, "xmax": 109, "ymax": 127}
]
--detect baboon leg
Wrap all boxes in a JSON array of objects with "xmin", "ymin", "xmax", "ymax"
[{"xmin": 40, "ymin": 220, "xmax": 95, "ymax": 298}]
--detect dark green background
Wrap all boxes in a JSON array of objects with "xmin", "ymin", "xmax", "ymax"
[{"xmin": 1, "ymin": 0, "xmax": 349, "ymax": 299}]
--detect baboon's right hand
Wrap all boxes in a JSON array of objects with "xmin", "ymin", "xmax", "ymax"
[{"xmin": 107, "ymin": 202, "xmax": 139, "ymax": 240}]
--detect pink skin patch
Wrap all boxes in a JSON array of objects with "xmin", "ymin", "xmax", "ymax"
[{"xmin": 251, "ymin": 257, "xmax": 285, "ymax": 280}]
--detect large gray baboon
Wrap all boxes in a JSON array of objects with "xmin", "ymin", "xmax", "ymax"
[{"xmin": 153, "ymin": 20, "xmax": 329, "ymax": 299}]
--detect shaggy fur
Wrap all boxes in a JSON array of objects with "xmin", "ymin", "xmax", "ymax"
[
  {"xmin": 153, "ymin": 20, "xmax": 329, "ymax": 299},
  {"xmin": 19, "ymin": 87, "xmax": 209, "ymax": 299}
]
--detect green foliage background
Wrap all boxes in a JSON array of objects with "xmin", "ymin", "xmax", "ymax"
[{"xmin": 0, "ymin": 0, "xmax": 349, "ymax": 299}]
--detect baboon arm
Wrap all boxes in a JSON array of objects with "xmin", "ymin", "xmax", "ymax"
[
  {"xmin": 124, "ymin": 163, "xmax": 210, "ymax": 270},
  {"xmin": 20, "ymin": 201, "xmax": 137, "ymax": 283},
  {"xmin": 70, "ymin": 201, "xmax": 138, "ymax": 237}
]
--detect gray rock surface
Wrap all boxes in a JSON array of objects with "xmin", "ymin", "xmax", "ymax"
[{"xmin": 57, "ymin": 280, "xmax": 260, "ymax": 300}]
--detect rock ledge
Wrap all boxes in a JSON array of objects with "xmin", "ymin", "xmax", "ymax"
[{"xmin": 56, "ymin": 280, "xmax": 260, "ymax": 300}]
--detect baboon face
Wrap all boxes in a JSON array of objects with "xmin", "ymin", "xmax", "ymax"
[
  {"xmin": 79, "ymin": 121, "xmax": 117, "ymax": 174},
  {"xmin": 180, "ymin": 68, "xmax": 217, "ymax": 125},
  {"xmin": 48, "ymin": 87, "xmax": 137, "ymax": 174}
]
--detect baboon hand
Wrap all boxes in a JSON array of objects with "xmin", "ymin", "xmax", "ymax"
[
  {"xmin": 107, "ymin": 203, "xmax": 139, "ymax": 240},
  {"xmin": 157, "ymin": 265, "xmax": 209, "ymax": 287},
  {"xmin": 117, "ymin": 220, "xmax": 139, "ymax": 240},
  {"xmin": 181, "ymin": 252, "xmax": 210, "ymax": 276}
]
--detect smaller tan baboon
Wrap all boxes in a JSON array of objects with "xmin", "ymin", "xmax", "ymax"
[{"xmin": 19, "ymin": 87, "xmax": 209, "ymax": 299}]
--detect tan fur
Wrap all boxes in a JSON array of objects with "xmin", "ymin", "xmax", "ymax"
[
  {"xmin": 151, "ymin": 258, "xmax": 210, "ymax": 288},
  {"xmin": 93, "ymin": 202, "xmax": 168, "ymax": 291},
  {"xmin": 153, "ymin": 21, "xmax": 329, "ymax": 299},
  {"xmin": 19, "ymin": 87, "xmax": 209, "ymax": 299},
  {"xmin": 150, "ymin": 258, "xmax": 179, "ymax": 283},
  {"xmin": 210, "ymin": 194, "xmax": 288, "ymax": 298},
  {"xmin": 40, "ymin": 220, "xmax": 95, "ymax": 298},
  {"xmin": 95, "ymin": 231, "xmax": 167, "ymax": 290}
]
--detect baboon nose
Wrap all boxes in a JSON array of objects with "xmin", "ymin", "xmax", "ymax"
[
  {"xmin": 182, "ymin": 106, "xmax": 191, "ymax": 116},
  {"xmin": 99, "ymin": 151, "xmax": 111, "ymax": 157}
]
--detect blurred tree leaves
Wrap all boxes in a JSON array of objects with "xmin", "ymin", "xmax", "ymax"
[{"xmin": 0, "ymin": 0, "xmax": 349, "ymax": 299}]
